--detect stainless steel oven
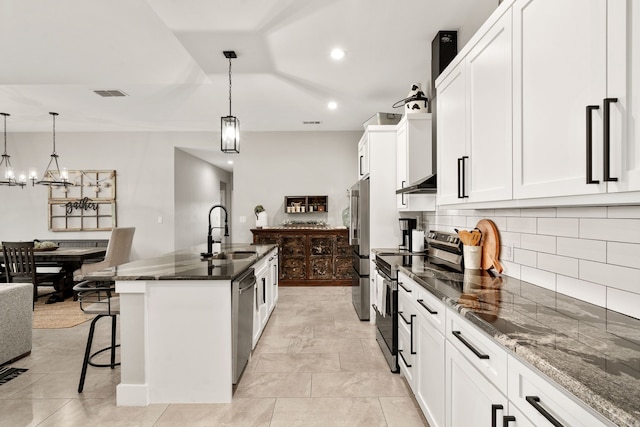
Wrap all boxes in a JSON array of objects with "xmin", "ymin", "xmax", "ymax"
[{"xmin": 373, "ymin": 254, "xmax": 401, "ymax": 373}]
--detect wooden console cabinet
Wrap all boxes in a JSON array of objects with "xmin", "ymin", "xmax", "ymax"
[{"xmin": 251, "ymin": 227, "xmax": 352, "ymax": 286}]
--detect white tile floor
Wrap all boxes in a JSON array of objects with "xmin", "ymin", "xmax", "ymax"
[{"xmin": 0, "ymin": 286, "xmax": 428, "ymax": 426}]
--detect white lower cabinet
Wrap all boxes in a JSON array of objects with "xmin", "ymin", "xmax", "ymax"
[
  {"xmin": 508, "ymin": 355, "xmax": 614, "ymax": 427},
  {"xmin": 252, "ymin": 248, "xmax": 278, "ymax": 350},
  {"xmin": 446, "ymin": 339, "xmax": 508, "ymax": 427},
  {"xmin": 395, "ymin": 273, "xmax": 614, "ymax": 427},
  {"xmin": 416, "ymin": 309, "xmax": 445, "ymax": 427}
]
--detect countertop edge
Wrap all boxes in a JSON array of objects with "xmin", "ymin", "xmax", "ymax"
[{"xmin": 401, "ymin": 267, "xmax": 637, "ymax": 427}]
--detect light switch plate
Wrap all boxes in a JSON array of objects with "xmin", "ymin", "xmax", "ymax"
[{"xmin": 239, "ymin": 216, "xmax": 246, "ymax": 223}]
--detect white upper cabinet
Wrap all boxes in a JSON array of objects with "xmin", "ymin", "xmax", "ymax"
[
  {"xmin": 437, "ymin": 8, "xmax": 513, "ymax": 206},
  {"xmin": 513, "ymin": 0, "xmax": 609, "ymax": 199},
  {"xmin": 396, "ymin": 114, "xmax": 436, "ymax": 211},
  {"xmin": 607, "ymin": 1, "xmax": 640, "ymax": 193},
  {"xmin": 358, "ymin": 132, "xmax": 370, "ymax": 180}
]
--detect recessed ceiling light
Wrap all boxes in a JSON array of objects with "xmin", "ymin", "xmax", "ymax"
[
  {"xmin": 328, "ymin": 101, "xmax": 338, "ymax": 110},
  {"xmin": 330, "ymin": 48, "xmax": 346, "ymax": 60},
  {"xmin": 227, "ymin": 160, "xmax": 233, "ymax": 165}
]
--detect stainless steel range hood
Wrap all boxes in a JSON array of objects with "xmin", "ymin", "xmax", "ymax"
[{"xmin": 396, "ymin": 174, "xmax": 437, "ymax": 194}]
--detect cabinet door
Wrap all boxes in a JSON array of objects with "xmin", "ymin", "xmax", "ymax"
[
  {"xmin": 607, "ymin": 1, "xmax": 640, "ymax": 193},
  {"xmin": 416, "ymin": 314, "xmax": 446, "ymax": 427},
  {"xmin": 396, "ymin": 121, "xmax": 409, "ymax": 209},
  {"xmin": 446, "ymin": 340, "xmax": 508, "ymax": 427},
  {"xmin": 358, "ymin": 133, "xmax": 370, "ymax": 179},
  {"xmin": 512, "ymin": 0, "xmax": 608, "ymax": 199},
  {"xmin": 467, "ymin": 9, "xmax": 513, "ymax": 203},
  {"xmin": 437, "ymin": 61, "xmax": 468, "ymax": 205}
]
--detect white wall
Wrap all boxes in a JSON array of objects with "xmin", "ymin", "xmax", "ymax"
[
  {"xmin": 174, "ymin": 149, "xmax": 232, "ymax": 250},
  {"xmin": 425, "ymin": 206, "xmax": 640, "ymax": 320},
  {"xmin": 231, "ymin": 131, "xmax": 360, "ymax": 243}
]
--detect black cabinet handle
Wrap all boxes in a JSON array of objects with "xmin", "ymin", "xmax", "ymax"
[
  {"xmin": 359, "ymin": 155, "xmax": 364, "ymax": 176},
  {"xmin": 262, "ymin": 278, "xmax": 266, "ymax": 304},
  {"xmin": 398, "ymin": 282, "xmax": 412, "ymax": 293},
  {"xmin": 457, "ymin": 157, "xmax": 463, "ymax": 198},
  {"xmin": 526, "ymin": 396, "xmax": 564, "ymax": 427},
  {"xmin": 586, "ymin": 105, "xmax": 600, "ymax": 184},
  {"xmin": 398, "ymin": 311, "xmax": 412, "ymax": 325},
  {"xmin": 398, "ymin": 349, "xmax": 412, "ymax": 368},
  {"xmin": 491, "ymin": 404, "xmax": 503, "ymax": 427},
  {"xmin": 503, "ymin": 415, "xmax": 516, "ymax": 426},
  {"xmin": 603, "ymin": 98, "xmax": 618, "ymax": 182},
  {"xmin": 417, "ymin": 299, "xmax": 438, "ymax": 315},
  {"xmin": 401, "ymin": 180, "xmax": 406, "ymax": 206},
  {"xmin": 461, "ymin": 156, "xmax": 469, "ymax": 198},
  {"xmin": 452, "ymin": 330, "xmax": 489, "ymax": 359}
]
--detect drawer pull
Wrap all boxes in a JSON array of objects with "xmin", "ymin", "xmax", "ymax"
[
  {"xmin": 452, "ymin": 330, "xmax": 489, "ymax": 359},
  {"xmin": 417, "ymin": 299, "xmax": 438, "ymax": 315},
  {"xmin": 502, "ymin": 415, "xmax": 516, "ymax": 426},
  {"xmin": 526, "ymin": 396, "xmax": 564, "ymax": 427},
  {"xmin": 491, "ymin": 404, "xmax": 503, "ymax": 427},
  {"xmin": 398, "ymin": 349, "xmax": 412, "ymax": 368},
  {"xmin": 398, "ymin": 282, "xmax": 412, "ymax": 293},
  {"xmin": 398, "ymin": 311, "xmax": 413, "ymax": 325}
]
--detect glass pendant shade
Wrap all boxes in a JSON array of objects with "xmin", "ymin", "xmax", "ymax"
[{"xmin": 221, "ymin": 115, "xmax": 240, "ymax": 153}]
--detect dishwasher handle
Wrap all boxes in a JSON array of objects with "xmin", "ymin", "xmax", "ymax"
[{"xmin": 237, "ymin": 268, "xmax": 256, "ymax": 294}]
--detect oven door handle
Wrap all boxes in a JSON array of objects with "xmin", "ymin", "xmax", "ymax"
[{"xmin": 372, "ymin": 304, "xmax": 380, "ymax": 316}]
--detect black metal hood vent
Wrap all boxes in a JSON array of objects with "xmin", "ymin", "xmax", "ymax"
[{"xmin": 396, "ymin": 174, "xmax": 437, "ymax": 194}]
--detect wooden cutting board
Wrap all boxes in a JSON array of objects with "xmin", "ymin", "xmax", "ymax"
[{"xmin": 475, "ymin": 219, "xmax": 503, "ymax": 273}]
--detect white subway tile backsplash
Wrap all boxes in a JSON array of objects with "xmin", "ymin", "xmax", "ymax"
[
  {"xmin": 514, "ymin": 248, "xmax": 536, "ymax": 267},
  {"xmin": 499, "ymin": 231, "xmax": 521, "ymax": 248},
  {"xmin": 520, "ymin": 233, "xmax": 555, "ymax": 253},
  {"xmin": 607, "ymin": 205, "xmax": 640, "ymax": 219},
  {"xmin": 521, "ymin": 266, "xmax": 556, "ymax": 291},
  {"xmin": 538, "ymin": 253, "xmax": 579, "ymax": 277},
  {"xmin": 607, "ymin": 242, "xmax": 640, "ymax": 269},
  {"xmin": 579, "ymin": 260, "xmax": 639, "ymax": 294},
  {"xmin": 507, "ymin": 217, "xmax": 537, "ymax": 233},
  {"xmin": 427, "ymin": 204, "xmax": 640, "ymax": 316},
  {"xmin": 538, "ymin": 218, "xmax": 579, "ymax": 237},
  {"xmin": 580, "ymin": 218, "xmax": 640, "ymax": 243},
  {"xmin": 521, "ymin": 208, "xmax": 556, "ymax": 218},
  {"xmin": 557, "ymin": 206, "xmax": 607, "ymax": 218},
  {"xmin": 557, "ymin": 237, "xmax": 606, "ymax": 262},
  {"xmin": 556, "ymin": 275, "xmax": 607, "ymax": 306},
  {"xmin": 500, "ymin": 260, "xmax": 521, "ymax": 279},
  {"xmin": 606, "ymin": 288, "xmax": 640, "ymax": 319}
]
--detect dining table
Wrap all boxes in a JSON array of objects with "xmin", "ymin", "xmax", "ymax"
[{"xmin": 1, "ymin": 246, "xmax": 107, "ymax": 301}]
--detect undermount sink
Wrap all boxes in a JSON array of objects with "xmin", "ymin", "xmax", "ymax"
[{"xmin": 210, "ymin": 251, "xmax": 256, "ymax": 260}]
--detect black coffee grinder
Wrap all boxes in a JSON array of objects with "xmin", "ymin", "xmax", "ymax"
[{"xmin": 399, "ymin": 218, "xmax": 417, "ymax": 251}]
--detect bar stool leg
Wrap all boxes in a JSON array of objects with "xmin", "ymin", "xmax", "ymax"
[
  {"xmin": 110, "ymin": 315, "xmax": 117, "ymax": 369},
  {"xmin": 78, "ymin": 314, "xmax": 103, "ymax": 393}
]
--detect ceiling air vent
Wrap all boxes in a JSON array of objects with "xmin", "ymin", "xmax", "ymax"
[
  {"xmin": 93, "ymin": 89, "xmax": 128, "ymax": 97},
  {"xmin": 303, "ymin": 121, "xmax": 321, "ymax": 125}
]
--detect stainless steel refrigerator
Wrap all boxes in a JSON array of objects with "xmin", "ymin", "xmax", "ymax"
[{"xmin": 350, "ymin": 178, "xmax": 370, "ymax": 320}]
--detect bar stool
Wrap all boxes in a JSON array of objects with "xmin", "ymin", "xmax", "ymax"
[{"xmin": 73, "ymin": 280, "xmax": 119, "ymax": 393}]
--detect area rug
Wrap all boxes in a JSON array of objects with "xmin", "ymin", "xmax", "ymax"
[{"xmin": 32, "ymin": 297, "xmax": 95, "ymax": 329}]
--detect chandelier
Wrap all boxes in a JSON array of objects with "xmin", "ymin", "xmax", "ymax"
[
  {"xmin": 31, "ymin": 112, "xmax": 74, "ymax": 187},
  {"xmin": 0, "ymin": 113, "xmax": 26, "ymax": 188},
  {"xmin": 221, "ymin": 50, "xmax": 240, "ymax": 153}
]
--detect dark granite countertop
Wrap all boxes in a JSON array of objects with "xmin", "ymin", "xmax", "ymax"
[
  {"xmin": 379, "ymin": 253, "xmax": 640, "ymax": 426},
  {"xmin": 80, "ymin": 243, "xmax": 277, "ymax": 281}
]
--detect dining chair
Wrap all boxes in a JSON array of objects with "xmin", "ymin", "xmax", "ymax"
[
  {"xmin": 73, "ymin": 227, "xmax": 136, "ymax": 280},
  {"xmin": 73, "ymin": 280, "xmax": 119, "ymax": 393},
  {"xmin": 1, "ymin": 241, "xmax": 65, "ymax": 307}
]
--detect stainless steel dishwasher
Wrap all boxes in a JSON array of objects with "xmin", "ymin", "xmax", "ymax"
[{"xmin": 232, "ymin": 268, "xmax": 255, "ymax": 384}]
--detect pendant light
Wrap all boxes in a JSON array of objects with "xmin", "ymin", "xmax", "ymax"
[
  {"xmin": 31, "ymin": 112, "xmax": 74, "ymax": 187},
  {"xmin": 221, "ymin": 50, "xmax": 240, "ymax": 153},
  {"xmin": 0, "ymin": 113, "xmax": 26, "ymax": 188}
]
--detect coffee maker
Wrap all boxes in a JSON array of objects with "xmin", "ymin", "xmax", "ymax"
[{"xmin": 398, "ymin": 218, "xmax": 417, "ymax": 251}]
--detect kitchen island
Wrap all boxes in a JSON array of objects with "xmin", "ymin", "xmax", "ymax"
[{"xmin": 80, "ymin": 243, "xmax": 277, "ymax": 406}]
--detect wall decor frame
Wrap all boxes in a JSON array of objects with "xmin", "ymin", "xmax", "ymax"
[{"xmin": 47, "ymin": 170, "xmax": 117, "ymax": 231}]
